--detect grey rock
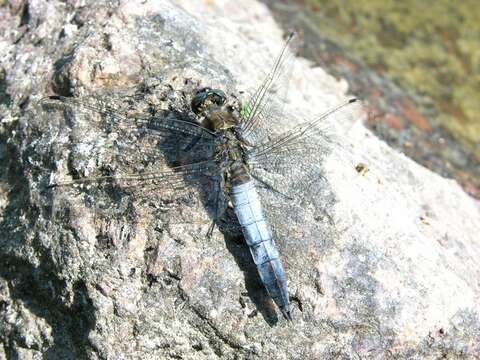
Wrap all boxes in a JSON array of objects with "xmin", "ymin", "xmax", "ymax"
[{"xmin": 1, "ymin": 0, "xmax": 479, "ymax": 359}]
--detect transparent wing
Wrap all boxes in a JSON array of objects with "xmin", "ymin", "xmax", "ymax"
[
  {"xmin": 248, "ymin": 99, "xmax": 362, "ymax": 200},
  {"xmin": 41, "ymin": 95, "xmax": 216, "ymax": 141},
  {"xmin": 80, "ymin": 157, "xmax": 219, "ymax": 207},
  {"xmin": 239, "ymin": 32, "xmax": 298, "ymax": 144},
  {"xmin": 40, "ymin": 95, "xmax": 220, "ymax": 200}
]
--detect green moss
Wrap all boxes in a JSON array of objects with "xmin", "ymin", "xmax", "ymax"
[{"xmin": 305, "ymin": 0, "xmax": 480, "ymax": 156}]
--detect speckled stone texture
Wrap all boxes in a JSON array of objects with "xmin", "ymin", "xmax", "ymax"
[{"xmin": 0, "ymin": 1, "xmax": 479, "ymax": 359}]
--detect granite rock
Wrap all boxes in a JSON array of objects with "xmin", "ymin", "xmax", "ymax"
[{"xmin": 1, "ymin": 1, "xmax": 479, "ymax": 359}]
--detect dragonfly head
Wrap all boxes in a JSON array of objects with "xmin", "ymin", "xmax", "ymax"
[
  {"xmin": 191, "ymin": 87, "xmax": 226, "ymax": 115},
  {"xmin": 192, "ymin": 87, "xmax": 240, "ymax": 130}
]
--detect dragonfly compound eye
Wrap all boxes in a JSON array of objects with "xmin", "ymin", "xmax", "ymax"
[{"xmin": 191, "ymin": 87, "xmax": 227, "ymax": 114}]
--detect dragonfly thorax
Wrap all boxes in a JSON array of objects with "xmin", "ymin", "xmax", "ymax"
[{"xmin": 220, "ymin": 128, "xmax": 251, "ymax": 185}]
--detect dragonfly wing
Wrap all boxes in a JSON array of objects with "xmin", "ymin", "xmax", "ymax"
[
  {"xmin": 41, "ymin": 94, "xmax": 217, "ymax": 169},
  {"xmin": 51, "ymin": 158, "xmax": 221, "ymax": 201},
  {"xmin": 248, "ymin": 99, "xmax": 362, "ymax": 200},
  {"xmin": 239, "ymin": 32, "xmax": 299, "ymax": 145},
  {"xmin": 102, "ymin": 161, "xmax": 220, "ymax": 202},
  {"xmin": 40, "ymin": 95, "xmax": 216, "ymax": 147},
  {"xmin": 41, "ymin": 95, "xmax": 220, "ymax": 201}
]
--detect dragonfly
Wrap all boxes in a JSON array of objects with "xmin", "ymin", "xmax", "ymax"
[{"xmin": 42, "ymin": 32, "xmax": 360, "ymax": 321}]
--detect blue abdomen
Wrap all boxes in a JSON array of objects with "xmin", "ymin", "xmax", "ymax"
[{"xmin": 230, "ymin": 180, "xmax": 292, "ymax": 320}]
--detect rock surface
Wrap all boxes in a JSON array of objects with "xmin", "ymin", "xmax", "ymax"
[{"xmin": 1, "ymin": 1, "xmax": 480, "ymax": 359}]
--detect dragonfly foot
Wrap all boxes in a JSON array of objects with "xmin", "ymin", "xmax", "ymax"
[
  {"xmin": 206, "ymin": 221, "xmax": 216, "ymax": 238},
  {"xmin": 281, "ymin": 306, "xmax": 293, "ymax": 321}
]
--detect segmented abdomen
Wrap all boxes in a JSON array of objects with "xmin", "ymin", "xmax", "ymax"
[{"xmin": 230, "ymin": 180, "xmax": 292, "ymax": 320}]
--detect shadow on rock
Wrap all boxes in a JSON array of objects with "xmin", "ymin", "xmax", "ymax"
[{"xmin": 218, "ymin": 213, "xmax": 279, "ymax": 326}]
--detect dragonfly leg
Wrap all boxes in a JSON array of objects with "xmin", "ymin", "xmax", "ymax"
[
  {"xmin": 206, "ymin": 220, "xmax": 216, "ymax": 239},
  {"xmin": 251, "ymin": 173, "xmax": 293, "ymax": 201}
]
